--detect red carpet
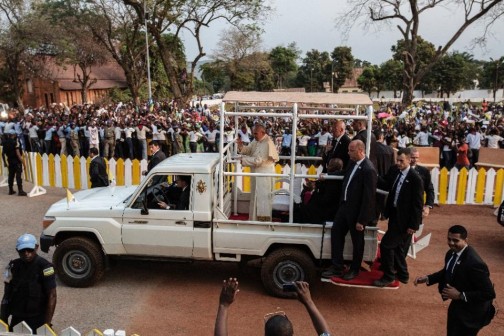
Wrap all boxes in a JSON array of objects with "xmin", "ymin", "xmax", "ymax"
[{"xmin": 322, "ymin": 256, "xmax": 400, "ymax": 289}]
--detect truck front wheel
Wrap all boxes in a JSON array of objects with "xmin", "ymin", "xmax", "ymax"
[
  {"xmin": 261, "ymin": 248, "xmax": 316, "ymax": 298},
  {"xmin": 53, "ymin": 237, "xmax": 105, "ymax": 287}
]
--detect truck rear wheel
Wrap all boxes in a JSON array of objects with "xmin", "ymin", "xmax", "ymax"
[
  {"xmin": 261, "ymin": 248, "xmax": 316, "ymax": 298},
  {"xmin": 53, "ymin": 237, "xmax": 105, "ymax": 287}
]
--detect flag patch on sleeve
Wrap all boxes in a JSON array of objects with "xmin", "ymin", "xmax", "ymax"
[{"xmin": 43, "ymin": 267, "xmax": 55, "ymax": 276}]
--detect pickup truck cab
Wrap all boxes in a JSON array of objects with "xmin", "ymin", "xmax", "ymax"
[{"xmin": 41, "ymin": 92, "xmax": 378, "ymax": 298}]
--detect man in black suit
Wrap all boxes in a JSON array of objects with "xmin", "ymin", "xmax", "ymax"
[
  {"xmin": 158, "ymin": 175, "xmax": 191, "ymax": 210},
  {"xmin": 351, "ymin": 119, "xmax": 378, "ymax": 170},
  {"xmin": 89, "ymin": 147, "xmax": 109, "ymax": 188},
  {"xmin": 374, "ymin": 129, "xmax": 396, "ymax": 223},
  {"xmin": 414, "ymin": 225, "xmax": 496, "ymax": 336},
  {"xmin": 144, "ymin": 140, "xmax": 167, "ymax": 185},
  {"xmin": 322, "ymin": 140, "xmax": 377, "ymax": 280},
  {"xmin": 374, "ymin": 147, "xmax": 423, "ymax": 287},
  {"xmin": 322, "ymin": 120, "xmax": 350, "ymax": 172},
  {"xmin": 144, "ymin": 140, "xmax": 166, "ymax": 174}
]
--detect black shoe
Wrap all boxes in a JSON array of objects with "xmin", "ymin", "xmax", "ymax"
[
  {"xmin": 321, "ymin": 266, "xmax": 344, "ymax": 278},
  {"xmin": 18, "ymin": 191, "xmax": 27, "ymax": 196},
  {"xmin": 342, "ymin": 270, "xmax": 359, "ymax": 281},
  {"xmin": 8, "ymin": 190, "xmax": 16, "ymax": 195},
  {"xmin": 373, "ymin": 277, "xmax": 395, "ymax": 287},
  {"xmin": 396, "ymin": 275, "xmax": 409, "ymax": 284}
]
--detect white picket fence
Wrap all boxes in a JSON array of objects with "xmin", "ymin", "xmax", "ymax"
[
  {"xmin": 0, "ymin": 320, "xmax": 137, "ymax": 336},
  {"xmin": 0, "ymin": 149, "xmax": 503, "ymax": 206}
]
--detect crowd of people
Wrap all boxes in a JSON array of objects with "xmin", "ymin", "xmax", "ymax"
[{"xmin": 0, "ymin": 99, "xmax": 502, "ymax": 170}]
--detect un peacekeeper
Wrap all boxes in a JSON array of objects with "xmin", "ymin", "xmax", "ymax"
[
  {"xmin": 2, "ymin": 129, "xmax": 27, "ymax": 196},
  {"xmin": 1, "ymin": 234, "xmax": 57, "ymax": 333}
]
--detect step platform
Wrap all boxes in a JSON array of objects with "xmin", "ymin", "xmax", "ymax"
[{"xmin": 321, "ymin": 259, "xmax": 400, "ymax": 289}]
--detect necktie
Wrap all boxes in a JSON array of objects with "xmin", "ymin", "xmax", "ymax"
[
  {"xmin": 332, "ymin": 139, "xmax": 339, "ymax": 156},
  {"xmin": 392, "ymin": 172, "xmax": 403, "ymax": 207},
  {"xmin": 343, "ymin": 162, "xmax": 359, "ymax": 201},
  {"xmin": 446, "ymin": 252, "xmax": 457, "ymax": 281}
]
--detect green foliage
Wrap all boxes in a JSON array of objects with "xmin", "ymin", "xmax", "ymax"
[
  {"xmin": 379, "ymin": 59, "xmax": 403, "ymax": 96},
  {"xmin": 479, "ymin": 58, "xmax": 504, "ymax": 90},
  {"xmin": 106, "ymin": 87, "xmax": 132, "ymax": 103},
  {"xmin": 200, "ymin": 61, "xmax": 228, "ymax": 93},
  {"xmin": 330, "ymin": 46, "xmax": 354, "ymax": 92},
  {"xmin": 297, "ymin": 49, "xmax": 331, "ymax": 92},
  {"xmin": 357, "ymin": 65, "xmax": 381, "ymax": 96},
  {"xmin": 269, "ymin": 42, "xmax": 300, "ymax": 89},
  {"xmin": 430, "ymin": 52, "xmax": 478, "ymax": 97}
]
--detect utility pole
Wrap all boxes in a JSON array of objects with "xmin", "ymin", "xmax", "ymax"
[{"xmin": 144, "ymin": 0, "xmax": 152, "ymax": 104}]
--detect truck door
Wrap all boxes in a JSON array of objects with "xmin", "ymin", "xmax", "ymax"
[{"xmin": 122, "ymin": 174, "xmax": 194, "ymax": 257}]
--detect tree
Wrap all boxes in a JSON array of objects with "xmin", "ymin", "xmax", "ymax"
[
  {"xmin": 43, "ymin": 0, "xmax": 151, "ymax": 105},
  {"xmin": 357, "ymin": 65, "xmax": 383, "ymax": 96},
  {"xmin": 431, "ymin": 52, "xmax": 478, "ymax": 98},
  {"xmin": 330, "ymin": 46, "xmax": 354, "ymax": 92},
  {"xmin": 269, "ymin": 43, "xmax": 300, "ymax": 89},
  {"xmin": 337, "ymin": 0, "xmax": 504, "ymax": 106},
  {"xmin": 212, "ymin": 25, "xmax": 263, "ymax": 90},
  {"xmin": 200, "ymin": 61, "xmax": 228, "ymax": 93},
  {"xmin": 480, "ymin": 57, "xmax": 504, "ymax": 101},
  {"xmin": 380, "ymin": 59, "xmax": 403, "ymax": 98},
  {"xmin": 123, "ymin": 0, "xmax": 269, "ymax": 104},
  {"xmin": 296, "ymin": 49, "xmax": 331, "ymax": 92},
  {"xmin": 0, "ymin": 0, "xmax": 54, "ymax": 111}
]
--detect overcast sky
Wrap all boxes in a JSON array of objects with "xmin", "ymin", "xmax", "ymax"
[{"xmin": 183, "ymin": 0, "xmax": 504, "ymax": 65}]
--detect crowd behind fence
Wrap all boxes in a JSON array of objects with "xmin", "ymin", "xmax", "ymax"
[{"xmin": 0, "ymin": 149, "xmax": 502, "ymax": 207}]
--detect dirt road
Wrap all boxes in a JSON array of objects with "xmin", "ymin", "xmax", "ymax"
[{"xmin": 0, "ymin": 184, "xmax": 502, "ymax": 335}]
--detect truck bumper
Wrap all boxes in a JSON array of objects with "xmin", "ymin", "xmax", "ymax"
[{"xmin": 40, "ymin": 234, "xmax": 55, "ymax": 253}]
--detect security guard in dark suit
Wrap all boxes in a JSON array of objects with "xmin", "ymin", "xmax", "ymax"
[
  {"xmin": 2, "ymin": 130, "xmax": 27, "ymax": 196},
  {"xmin": 1, "ymin": 234, "xmax": 57, "ymax": 332},
  {"xmin": 415, "ymin": 225, "xmax": 496, "ymax": 336}
]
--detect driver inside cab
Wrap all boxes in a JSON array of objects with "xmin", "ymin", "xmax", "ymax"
[{"xmin": 157, "ymin": 175, "xmax": 191, "ymax": 210}]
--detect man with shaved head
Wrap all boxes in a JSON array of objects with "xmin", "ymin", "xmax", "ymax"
[
  {"xmin": 322, "ymin": 139, "xmax": 377, "ymax": 280},
  {"xmin": 323, "ymin": 120, "xmax": 350, "ymax": 172}
]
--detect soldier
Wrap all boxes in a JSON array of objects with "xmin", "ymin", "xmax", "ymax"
[
  {"xmin": 1, "ymin": 234, "xmax": 57, "ymax": 332},
  {"xmin": 103, "ymin": 121, "xmax": 116, "ymax": 160},
  {"xmin": 1, "ymin": 130, "xmax": 27, "ymax": 196},
  {"xmin": 69, "ymin": 123, "xmax": 80, "ymax": 158}
]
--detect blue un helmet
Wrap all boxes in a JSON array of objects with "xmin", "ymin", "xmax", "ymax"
[{"xmin": 16, "ymin": 234, "xmax": 37, "ymax": 251}]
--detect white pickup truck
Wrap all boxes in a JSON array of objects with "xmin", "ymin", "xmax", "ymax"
[{"xmin": 40, "ymin": 92, "xmax": 379, "ymax": 298}]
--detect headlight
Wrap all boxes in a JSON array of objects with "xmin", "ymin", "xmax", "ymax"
[{"xmin": 42, "ymin": 216, "xmax": 56, "ymax": 229}]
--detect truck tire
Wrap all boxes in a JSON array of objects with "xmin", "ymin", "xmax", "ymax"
[
  {"xmin": 261, "ymin": 248, "xmax": 316, "ymax": 298},
  {"xmin": 53, "ymin": 237, "xmax": 105, "ymax": 287}
]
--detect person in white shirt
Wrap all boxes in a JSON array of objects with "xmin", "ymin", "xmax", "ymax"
[
  {"xmin": 297, "ymin": 130, "xmax": 311, "ymax": 156},
  {"xmin": 188, "ymin": 126, "xmax": 203, "ymax": 153},
  {"xmin": 135, "ymin": 123, "xmax": 151, "ymax": 160},
  {"xmin": 237, "ymin": 125, "xmax": 251, "ymax": 144},
  {"xmin": 88, "ymin": 122, "xmax": 100, "ymax": 154},
  {"xmin": 413, "ymin": 126, "xmax": 430, "ymax": 146},
  {"xmin": 124, "ymin": 124, "xmax": 135, "ymax": 159},
  {"xmin": 204, "ymin": 124, "xmax": 219, "ymax": 152},
  {"xmin": 114, "ymin": 124, "xmax": 124, "ymax": 158},
  {"xmin": 315, "ymin": 127, "xmax": 332, "ymax": 156},
  {"xmin": 28, "ymin": 121, "xmax": 40, "ymax": 153},
  {"xmin": 465, "ymin": 127, "xmax": 482, "ymax": 167},
  {"xmin": 485, "ymin": 128, "xmax": 503, "ymax": 149},
  {"xmin": 397, "ymin": 131, "xmax": 411, "ymax": 148}
]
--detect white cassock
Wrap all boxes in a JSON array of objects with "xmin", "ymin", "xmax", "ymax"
[{"xmin": 240, "ymin": 134, "xmax": 279, "ymax": 221}]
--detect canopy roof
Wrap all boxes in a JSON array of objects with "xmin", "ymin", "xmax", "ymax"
[{"xmin": 223, "ymin": 91, "xmax": 373, "ymax": 106}]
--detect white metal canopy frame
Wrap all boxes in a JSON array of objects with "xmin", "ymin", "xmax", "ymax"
[{"xmin": 218, "ymin": 91, "xmax": 374, "ymax": 223}]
